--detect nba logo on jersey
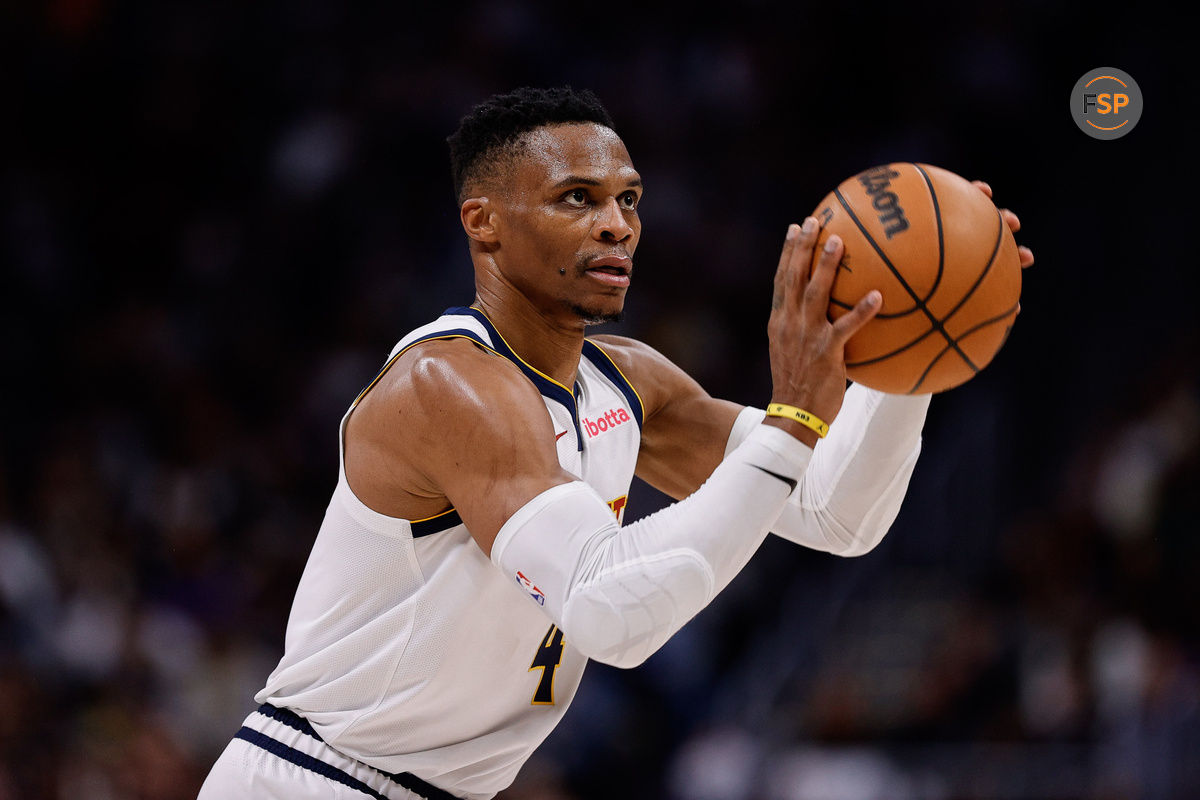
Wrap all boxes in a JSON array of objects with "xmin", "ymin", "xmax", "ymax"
[{"xmin": 515, "ymin": 571, "xmax": 546, "ymax": 606}]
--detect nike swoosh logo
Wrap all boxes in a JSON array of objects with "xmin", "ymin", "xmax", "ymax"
[
  {"xmin": 555, "ymin": 430, "xmax": 568, "ymax": 441},
  {"xmin": 750, "ymin": 465, "xmax": 798, "ymax": 493}
]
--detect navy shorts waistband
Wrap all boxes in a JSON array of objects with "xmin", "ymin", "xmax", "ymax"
[{"xmin": 236, "ymin": 704, "xmax": 462, "ymax": 800}]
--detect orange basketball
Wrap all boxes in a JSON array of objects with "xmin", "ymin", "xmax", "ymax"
[{"xmin": 812, "ymin": 163, "xmax": 1022, "ymax": 394}]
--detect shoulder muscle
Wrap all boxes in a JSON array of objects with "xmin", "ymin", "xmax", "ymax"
[{"xmin": 347, "ymin": 338, "xmax": 575, "ymax": 554}]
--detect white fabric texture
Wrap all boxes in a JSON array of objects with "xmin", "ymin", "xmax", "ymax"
[
  {"xmin": 724, "ymin": 384, "xmax": 930, "ymax": 556},
  {"xmin": 491, "ymin": 424, "xmax": 813, "ymax": 669}
]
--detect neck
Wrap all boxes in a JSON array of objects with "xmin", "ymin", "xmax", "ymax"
[{"xmin": 472, "ymin": 285, "xmax": 586, "ymax": 390}]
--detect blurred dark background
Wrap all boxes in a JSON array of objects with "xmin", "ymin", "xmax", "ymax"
[{"xmin": 2, "ymin": 2, "xmax": 1196, "ymax": 799}]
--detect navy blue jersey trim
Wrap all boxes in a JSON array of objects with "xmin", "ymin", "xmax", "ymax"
[
  {"xmin": 581, "ymin": 340, "xmax": 645, "ymax": 430},
  {"xmin": 449, "ymin": 306, "xmax": 585, "ymax": 451},
  {"xmin": 408, "ymin": 508, "xmax": 463, "ymax": 538},
  {"xmin": 235, "ymin": 727, "xmax": 393, "ymax": 800},
  {"xmin": 402, "ymin": 327, "xmax": 489, "ymax": 352},
  {"xmin": 258, "ymin": 702, "xmax": 321, "ymax": 738},
  {"xmin": 246, "ymin": 705, "xmax": 462, "ymax": 800}
]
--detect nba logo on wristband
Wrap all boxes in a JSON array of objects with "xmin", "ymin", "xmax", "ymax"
[{"xmin": 515, "ymin": 571, "xmax": 546, "ymax": 606}]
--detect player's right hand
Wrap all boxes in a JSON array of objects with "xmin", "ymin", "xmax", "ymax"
[{"xmin": 766, "ymin": 217, "xmax": 881, "ymax": 445}]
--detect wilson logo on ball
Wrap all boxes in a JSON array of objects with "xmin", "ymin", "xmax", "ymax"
[{"xmin": 856, "ymin": 166, "xmax": 911, "ymax": 239}]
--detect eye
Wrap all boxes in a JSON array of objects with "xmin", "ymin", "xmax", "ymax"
[
  {"xmin": 563, "ymin": 189, "xmax": 589, "ymax": 207},
  {"xmin": 619, "ymin": 191, "xmax": 639, "ymax": 210}
]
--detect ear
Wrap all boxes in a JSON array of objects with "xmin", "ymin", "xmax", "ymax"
[{"xmin": 461, "ymin": 198, "xmax": 499, "ymax": 244}]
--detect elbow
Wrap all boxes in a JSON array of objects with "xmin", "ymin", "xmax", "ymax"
[
  {"xmin": 560, "ymin": 556, "xmax": 713, "ymax": 669},
  {"xmin": 833, "ymin": 534, "xmax": 885, "ymax": 558},
  {"xmin": 823, "ymin": 518, "xmax": 890, "ymax": 558},
  {"xmin": 821, "ymin": 460, "xmax": 916, "ymax": 557},
  {"xmin": 574, "ymin": 641, "xmax": 653, "ymax": 670},
  {"xmin": 560, "ymin": 596, "xmax": 659, "ymax": 669}
]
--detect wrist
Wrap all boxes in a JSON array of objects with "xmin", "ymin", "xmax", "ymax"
[
  {"xmin": 764, "ymin": 401, "xmax": 830, "ymax": 445},
  {"xmin": 762, "ymin": 414, "xmax": 821, "ymax": 449}
]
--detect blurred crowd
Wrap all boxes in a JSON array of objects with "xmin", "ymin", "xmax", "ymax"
[{"xmin": 2, "ymin": 2, "xmax": 1196, "ymax": 799}]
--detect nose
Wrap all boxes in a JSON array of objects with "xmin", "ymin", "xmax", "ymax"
[{"xmin": 593, "ymin": 197, "xmax": 635, "ymax": 243}]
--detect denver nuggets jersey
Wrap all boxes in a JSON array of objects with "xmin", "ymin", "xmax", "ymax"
[{"xmin": 255, "ymin": 306, "xmax": 643, "ymax": 799}]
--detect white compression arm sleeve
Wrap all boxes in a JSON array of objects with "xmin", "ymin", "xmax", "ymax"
[
  {"xmin": 725, "ymin": 384, "xmax": 930, "ymax": 556},
  {"xmin": 491, "ymin": 425, "xmax": 811, "ymax": 669}
]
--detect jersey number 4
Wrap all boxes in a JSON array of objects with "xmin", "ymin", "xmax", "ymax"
[{"xmin": 529, "ymin": 625, "xmax": 565, "ymax": 705}]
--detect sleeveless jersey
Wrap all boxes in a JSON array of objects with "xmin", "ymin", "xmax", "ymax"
[{"xmin": 255, "ymin": 306, "xmax": 644, "ymax": 799}]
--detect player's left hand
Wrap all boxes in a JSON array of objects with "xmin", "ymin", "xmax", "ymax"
[{"xmin": 971, "ymin": 180, "xmax": 1034, "ymax": 269}]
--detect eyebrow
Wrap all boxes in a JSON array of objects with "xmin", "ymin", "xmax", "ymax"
[{"xmin": 551, "ymin": 175, "xmax": 643, "ymax": 191}]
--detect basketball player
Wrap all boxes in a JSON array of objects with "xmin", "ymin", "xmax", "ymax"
[{"xmin": 198, "ymin": 87, "xmax": 1033, "ymax": 800}]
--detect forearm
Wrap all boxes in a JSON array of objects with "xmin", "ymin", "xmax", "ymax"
[
  {"xmin": 726, "ymin": 384, "xmax": 929, "ymax": 556},
  {"xmin": 491, "ymin": 425, "xmax": 811, "ymax": 668}
]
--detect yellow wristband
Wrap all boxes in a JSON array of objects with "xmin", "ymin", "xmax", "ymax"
[{"xmin": 765, "ymin": 403, "xmax": 829, "ymax": 438}]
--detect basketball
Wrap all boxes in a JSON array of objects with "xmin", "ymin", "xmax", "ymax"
[{"xmin": 812, "ymin": 163, "xmax": 1022, "ymax": 394}]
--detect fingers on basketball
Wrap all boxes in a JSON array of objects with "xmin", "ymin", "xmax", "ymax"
[{"xmin": 811, "ymin": 163, "xmax": 1022, "ymax": 394}]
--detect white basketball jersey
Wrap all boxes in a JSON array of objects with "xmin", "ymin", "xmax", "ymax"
[{"xmin": 256, "ymin": 306, "xmax": 643, "ymax": 799}]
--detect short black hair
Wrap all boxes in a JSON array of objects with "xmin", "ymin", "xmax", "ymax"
[{"xmin": 447, "ymin": 86, "xmax": 615, "ymax": 203}]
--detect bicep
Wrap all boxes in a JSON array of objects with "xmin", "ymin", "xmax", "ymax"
[
  {"xmin": 364, "ymin": 346, "xmax": 577, "ymax": 556},
  {"xmin": 435, "ymin": 395, "xmax": 576, "ymax": 556},
  {"xmin": 637, "ymin": 388, "xmax": 743, "ymax": 500}
]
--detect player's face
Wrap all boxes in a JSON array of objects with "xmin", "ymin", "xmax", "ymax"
[{"xmin": 495, "ymin": 123, "xmax": 642, "ymax": 325}]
